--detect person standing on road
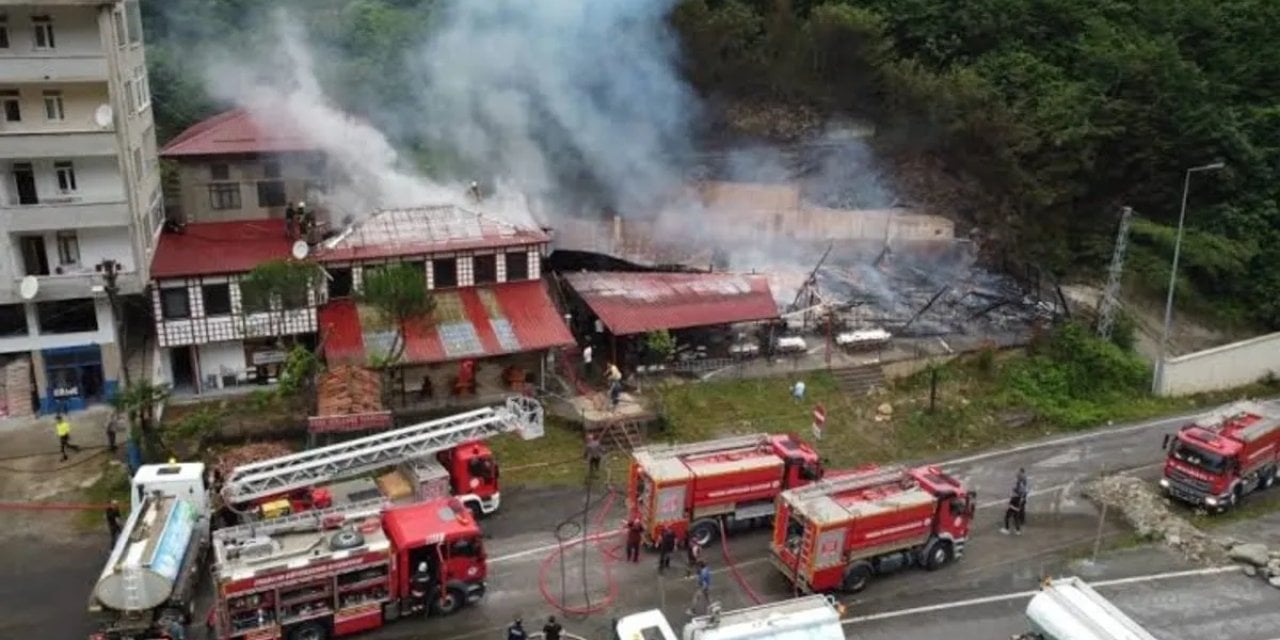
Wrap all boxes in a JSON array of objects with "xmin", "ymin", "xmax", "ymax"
[
  {"xmin": 55, "ymin": 413, "xmax": 81, "ymax": 461},
  {"xmin": 106, "ymin": 500, "xmax": 123, "ymax": 545},
  {"xmin": 657, "ymin": 526, "xmax": 676, "ymax": 572},
  {"xmin": 625, "ymin": 518, "xmax": 644, "ymax": 563},
  {"xmin": 542, "ymin": 615, "xmax": 563, "ymax": 640},
  {"xmin": 506, "ymin": 616, "xmax": 527, "ymax": 640},
  {"xmin": 686, "ymin": 560, "xmax": 712, "ymax": 615},
  {"xmin": 1001, "ymin": 493, "xmax": 1025, "ymax": 535},
  {"xmin": 1013, "ymin": 467, "xmax": 1029, "ymax": 527},
  {"xmin": 684, "ymin": 533, "xmax": 703, "ymax": 577},
  {"xmin": 584, "ymin": 433, "xmax": 604, "ymax": 477}
]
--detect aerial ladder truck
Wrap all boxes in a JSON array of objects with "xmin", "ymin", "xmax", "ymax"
[{"xmin": 220, "ymin": 396, "xmax": 544, "ymax": 520}]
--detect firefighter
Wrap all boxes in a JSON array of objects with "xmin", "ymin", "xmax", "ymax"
[
  {"xmin": 105, "ymin": 500, "xmax": 123, "ymax": 545},
  {"xmin": 657, "ymin": 526, "xmax": 676, "ymax": 572},
  {"xmin": 54, "ymin": 413, "xmax": 81, "ymax": 461},
  {"xmin": 409, "ymin": 561, "xmax": 433, "ymax": 614},
  {"xmin": 1001, "ymin": 493, "xmax": 1025, "ymax": 536},
  {"xmin": 684, "ymin": 533, "xmax": 703, "ymax": 577},
  {"xmin": 285, "ymin": 203, "xmax": 297, "ymax": 238},
  {"xmin": 625, "ymin": 518, "xmax": 643, "ymax": 563},
  {"xmin": 468, "ymin": 181, "xmax": 482, "ymax": 202},
  {"xmin": 542, "ymin": 615, "xmax": 563, "ymax": 640},
  {"xmin": 506, "ymin": 616, "xmax": 527, "ymax": 640},
  {"xmin": 584, "ymin": 433, "xmax": 603, "ymax": 477}
]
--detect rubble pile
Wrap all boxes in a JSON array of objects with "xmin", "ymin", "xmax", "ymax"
[
  {"xmin": 1227, "ymin": 542, "xmax": 1280, "ymax": 588},
  {"xmin": 215, "ymin": 442, "xmax": 295, "ymax": 479},
  {"xmin": 1082, "ymin": 475, "xmax": 1226, "ymax": 564}
]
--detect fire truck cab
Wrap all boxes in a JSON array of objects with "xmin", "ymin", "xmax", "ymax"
[
  {"xmin": 211, "ymin": 498, "xmax": 486, "ymax": 640},
  {"xmin": 1160, "ymin": 400, "xmax": 1280, "ymax": 511},
  {"xmin": 629, "ymin": 433, "xmax": 823, "ymax": 547},
  {"xmin": 770, "ymin": 465, "xmax": 974, "ymax": 594}
]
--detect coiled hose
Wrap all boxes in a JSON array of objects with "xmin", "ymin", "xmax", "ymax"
[{"xmin": 538, "ymin": 466, "xmax": 624, "ymax": 617}]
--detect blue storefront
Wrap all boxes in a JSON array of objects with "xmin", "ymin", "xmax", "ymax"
[{"xmin": 40, "ymin": 345, "xmax": 118, "ymax": 414}]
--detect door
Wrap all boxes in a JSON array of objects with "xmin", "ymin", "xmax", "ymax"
[
  {"xmin": 170, "ymin": 347, "xmax": 195, "ymax": 390},
  {"xmin": 12, "ymin": 163, "xmax": 37, "ymax": 205},
  {"xmin": 18, "ymin": 235, "xmax": 49, "ymax": 276}
]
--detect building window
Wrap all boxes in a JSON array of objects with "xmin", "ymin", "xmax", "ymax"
[
  {"xmin": 432, "ymin": 258, "xmax": 458, "ymax": 289},
  {"xmin": 12, "ymin": 161, "xmax": 37, "ymax": 205},
  {"xmin": 126, "ymin": 0, "xmax": 142, "ymax": 45},
  {"xmin": 328, "ymin": 268, "xmax": 353, "ymax": 298},
  {"xmin": 54, "ymin": 161, "xmax": 76, "ymax": 193},
  {"xmin": 505, "ymin": 250, "xmax": 529, "ymax": 281},
  {"xmin": 208, "ymin": 183, "xmax": 240, "ymax": 210},
  {"xmin": 31, "ymin": 16, "xmax": 54, "ymax": 50},
  {"xmin": 42, "ymin": 90, "xmax": 64, "ymax": 121},
  {"xmin": 134, "ymin": 66, "xmax": 149, "ymax": 111},
  {"xmin": 256, "ymin": 181, "xmax": 286, "ymax": 207},
  {"xmin": 0, "ymin": 304, "xmax": 26, "ymax": 337},
  {"xmin": 202, "ymin": 283, "xmax": 232, "ymax": 316},
  {"xmin": 160, "ymin": 287, "xmax": 190, "ymax": 320},
  {"xmin": 18, "ymin": 235, "xmax": 48, "ymax": 275},
  {"xmin": 112, "ymin": 10, "xmax": 126, "ymax": 47},
  {"xmin": 306, "ymin": 156, "xmax": 326, "ymax": 179},
  {"xmin": 0, "ymin": 16, "xmax": 9, "ymax": 49},
  {"xmin": 133, "ymin": 147, "xmax": 143, "ymax": 178},
  {"xmin": 123, "ymin": 79, "xmax": 134, "ymax": 117},
  {"xmin": 209, "ymin": 163, "xmax": 229, "ymax": 181},
  {"xmin": 55, "ymin": 231, "xmax": 78, "ymax": 265},
  {"xmin": 262, "ymin": 160, "xmax": 281, "ymax": 179},
  {"xmin": 1, "ymin": 90, "xmax": 20, "ymax": 122},
  {"xmin": 37, "ymin": 300, "xmax": 97, "ymax": 334},
  {"xmin": 473, "ymin": 254, "xmax": 497, "ymax": 285}
]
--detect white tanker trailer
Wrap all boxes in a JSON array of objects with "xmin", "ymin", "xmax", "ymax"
[
  {"xmin": 89, "ymin": 463, "xmax": 210, "ymax": 640},
  {"xmin": 615, "ymin": 595, "xmax": 846, "ymax": 640},
  {"xmin": 1014, "ymin": 577, "xmax": 1157, "ymax": 640}
]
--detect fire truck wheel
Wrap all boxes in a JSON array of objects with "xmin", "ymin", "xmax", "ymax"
[
  {"xmin": 689, "ymin": 519, "xmax": 719, "ymax": 547},
  {"xmin": 287, "ymin": 621, "xmax": 329, "ymax": 640},
  {"xmin": 329, "ymin": 530, "xmax": 365, "ymax": 550},
  {"xmin": 922, "ymin": 539, "xmax": 953, "ymax": 571},
  {"xmin": 431, "ymin": 587, "xmax": 464, "ymax": 616},
  {"xmin": 841, "ymin": 562, "xmax": 873, "ymax": 593},
  {"xmin": 1262, "ymin": 467, "xmax": 1276, "ymax": 490}
]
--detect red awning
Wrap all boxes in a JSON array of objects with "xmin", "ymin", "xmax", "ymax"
[
  {"xmin": 563, "ymin": 271, "xmax": 779, "ymax": 336},
  {"xmin": 319, "ymin": 280, "xmax": 573, "ymax": 366}
]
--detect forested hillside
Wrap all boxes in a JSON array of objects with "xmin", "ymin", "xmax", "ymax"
[{"xmin": 142, "ymin": 0, "xmax": 1280, "ymax": 329}]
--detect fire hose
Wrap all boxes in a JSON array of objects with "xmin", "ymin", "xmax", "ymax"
[
  {"xmin": 716, "ymin": 519, "xmax": 764, "ymax": 606},
  {"xmin": 0, "ymin": 500, "xmax": 113, "ymax": 511},
  {"xmin": 538, "ymin": 475, "xmax": 624, "ymax": 617}
]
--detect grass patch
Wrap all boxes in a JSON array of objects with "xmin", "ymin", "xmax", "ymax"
[
  {"xmin": 75, "ymin": 460, "xmax": 131, "ymax": 531},
  {"xmin": 485, "ymin": 415, "xmax": 616, "ymax": 488},
  {"xmin": 1191, "ymin": 488, "xmax": 1280, "ymax": 529}
]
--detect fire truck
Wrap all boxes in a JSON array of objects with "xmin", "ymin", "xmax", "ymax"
[
  {"xmin": 210, "ymin": 496, "xmax": 487, "ymax": 640},
  {"xmin": 627, "ymin": 433, "xmax": 824, "ymax": 547},
  {"xmin": 769, "ymin": 464, "xmax": 975, "ymax": 593},
  {"xmin": 221, "ymin": 397, "xmax": 543, "ymax": 519},
  {"xmin": 1159, "ymin": 400, "xmax": 1280, "ymax": 511}
]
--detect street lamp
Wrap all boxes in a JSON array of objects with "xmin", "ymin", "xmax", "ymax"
[{"xmin": 1153, "ymin": 161, "xmax": 1226, "ymax": 393}]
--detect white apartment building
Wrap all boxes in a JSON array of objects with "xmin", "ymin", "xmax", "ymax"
[{"xmin": 0, "ymin": 0, "xmax": 162, "ymax": 414}]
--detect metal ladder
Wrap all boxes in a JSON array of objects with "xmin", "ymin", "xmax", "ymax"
[
  {"xmin": 214, "ymin": 497, "xmax": 388, "ymax": 542},
  {"xmin": 636, "ymin": 433, "xmax": 770, "ymax": 459},
  {"xmin": 223, "ymin": 396, "xmax": 543, "ymax": 504},
  {"xmin": 796, "ymin": 520, "xmax": 816, "ymax": 569},
  {"xmin": 122, "ymin": 565, "xmax": 145, "ymax": 612},
  {"xmin": 785, "ymin": 465, "xmax": 909, "ymax": 503}
]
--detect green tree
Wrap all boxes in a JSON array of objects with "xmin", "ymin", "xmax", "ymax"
[
  {"xmin": 644, "ymin": 330, "xmax": 677, "ymax": 363},
  {"xmin": 239, "ymin": 259, "xmax": 324, "ymax": 344},
  {"xmin": 111, "ymin": 380, "xmax": 170, "ymax": 461},
  {"xmin": 358, "ymin": 263, "xmax": 435, "ymax": 366}
]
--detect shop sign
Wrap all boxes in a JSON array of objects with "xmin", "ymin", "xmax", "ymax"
[
  {"xmin": 307, "ymin": 411, "xmax": 393, "ymax": 434},
  {"xmin": 53, "ymin": 386, "xmax": 80, "ymax": 398},
  {"xmin": 251, "ymin": 350, "xmax": 287, "ymax": 366}
]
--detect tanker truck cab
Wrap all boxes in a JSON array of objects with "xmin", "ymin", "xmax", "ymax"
[
  {"xmin": 383, "ymin": 498, "xmax": 487, "ymax": 616},
  {"xmin": 1159, "ymin": 401, "xmax": 1280, "ymax": 511},
  {"xmin": 131, "ymin": 462, "xmax": 208, "ymax": 514},
  {"xmin": 437, "ymin": 442, "xmax": 499, "ymax": 517}
]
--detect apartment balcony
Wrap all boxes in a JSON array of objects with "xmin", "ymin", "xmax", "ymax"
[
  {"xmin": 2, "ymin": 197, "xmax": 131, "ymax": 232},
  {"xmin": 0, "ymin": 55, "xmax": 109, "ymax": 83},
  {"xmin": 10, "ymin": 269, "xmax": 143, "ymax": 301},
  {"xmin": 0, "ymin": 130, "xmax": 116, "ymax": 159}
]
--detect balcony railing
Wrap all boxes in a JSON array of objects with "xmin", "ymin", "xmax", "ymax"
[
  {"xmin": 0, "ymin": 55, "xmax": 109, "ymax": 83},
  {"xmin": 2, "ymin": 197, "xmax": 130, "ymax": 231},
  {"xmin": 0, "ymin": 129, "xmax": 117, "ymax": 159}
]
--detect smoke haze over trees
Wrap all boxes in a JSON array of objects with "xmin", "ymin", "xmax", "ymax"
[{"xmin": 142, "ymin": 0, "xmax": 1280, "ymax": 329}]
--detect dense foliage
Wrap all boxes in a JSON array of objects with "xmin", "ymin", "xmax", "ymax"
[{"xmin": 142, "ymin": 0, "xmax": 1280, "ymax": 328}]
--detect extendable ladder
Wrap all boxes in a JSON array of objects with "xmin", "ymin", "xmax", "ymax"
[{"xmin": 784, "ymin": 465, "xmax": 909, "ymax": 503}]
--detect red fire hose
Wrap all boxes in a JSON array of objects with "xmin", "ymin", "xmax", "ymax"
[
  {"xmin": 0, "ymin": 501, "xmax": 112, "ymax": 511},
  {"xmin": 537, "ymin": 487, "xmax": 623, "ymax": 615},
  {"xmin": 717, "ymin": 519, "xmax": 764, "ymax": 606}
]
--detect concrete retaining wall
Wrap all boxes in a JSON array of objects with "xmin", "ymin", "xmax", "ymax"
[{"xmin": 1156, "ymin": 331, "xmax": 1280, "ymax": 396}]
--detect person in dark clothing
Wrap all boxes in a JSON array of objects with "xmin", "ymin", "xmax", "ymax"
[
  {"xmin": 105, "ymin": 500, "xmax": 123, "ymax": 545},
  {"xmin": 625, "ymin": 519, "xmax": 644, "ymax": 563},
  {"xmin": 584, "ymin": 433, "xmax": 603, "ymax": 476},
  {"xmin": 1002, "ymin": 493, "xmax": 1025, "ymax": 535},
  {"xmin": 542, "ymin": 616, "xmax": 563, "ymax": 640},
  {"xmin": 284, "ymin": 204, "xmax": 297, "ymax": 238},
  {"xmin": 506, "ymin": 617, "xmax": 527, "ymax": 640},
  {"xmin": 657, "ymin": 526, "xmax": 676, "ymax": 572}
]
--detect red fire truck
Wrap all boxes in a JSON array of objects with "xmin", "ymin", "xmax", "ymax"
[
  {"xmin": 627, "ymin": 433, "xmax": 824, "ymax": 546},
  {"xmin": 210, "ymin": 497, "xmax": 487, "ymax": 640},
  {"xmin": 1159, "ymin": 400, "xmax": 1280, "ymax": 511},
  {"xmin": 769, "ymin": 464, "xmax": 975, "ymax": 593},
  {"xmin": 221, "ymin": 397, "xmax": 543, "ymax": 520}
]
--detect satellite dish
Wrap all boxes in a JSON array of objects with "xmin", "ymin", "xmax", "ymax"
[
  {"xmin": 19, "ymin": 275, "xmax": 39, "ymax": 300},
  {"xmin": 93, "ymin": 104, "xmax": 113, "ymax": 129},
  {"xmin": 291, "ymin": 240, "xmax": 310, "ymax": 260}
]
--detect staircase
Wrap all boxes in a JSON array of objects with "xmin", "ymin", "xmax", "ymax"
[
  {"xmin": 586, "ymin": 418, "xmax": 646, "ymax": 453},
  {"xmin": 831, "ymin": 364, "xmax": 885, "ymax": 396}
]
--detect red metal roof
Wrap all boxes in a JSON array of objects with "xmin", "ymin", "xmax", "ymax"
[
  {"xmin": 316, "ymin": 206, "xmax": 548, "ymax": 263},
  {"xmin": 150, "ymin": 220, "xmax": 295, "ymax": 279},
  {"xmin": 563, "ymin": 271, "xmax": 779, "ymax": 336},
  {"xmin": 319, "ymin": 280, "xmax": 573, "ymax": 365},
  {"xmin": 160, "ymin": 108, "xmax": 316, "ymax": 157}
]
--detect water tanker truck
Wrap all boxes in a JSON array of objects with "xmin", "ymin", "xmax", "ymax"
[{"xmin": 615, "ymin": 595, "xmax": 846, "ymax": 640}]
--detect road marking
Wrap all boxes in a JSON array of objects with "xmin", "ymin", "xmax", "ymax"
[{"xmin": 842, "ymin": 565, "xmax": 1240, "ymax": 625}]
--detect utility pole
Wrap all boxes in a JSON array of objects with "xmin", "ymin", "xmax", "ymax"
[
  {"xmin": 1096, "ymin": 206, "xmax": 1133, "ymax": 341},
  {"xmin": 98, "ymin": 259, "xmax": 130, "ymax": 388}
]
